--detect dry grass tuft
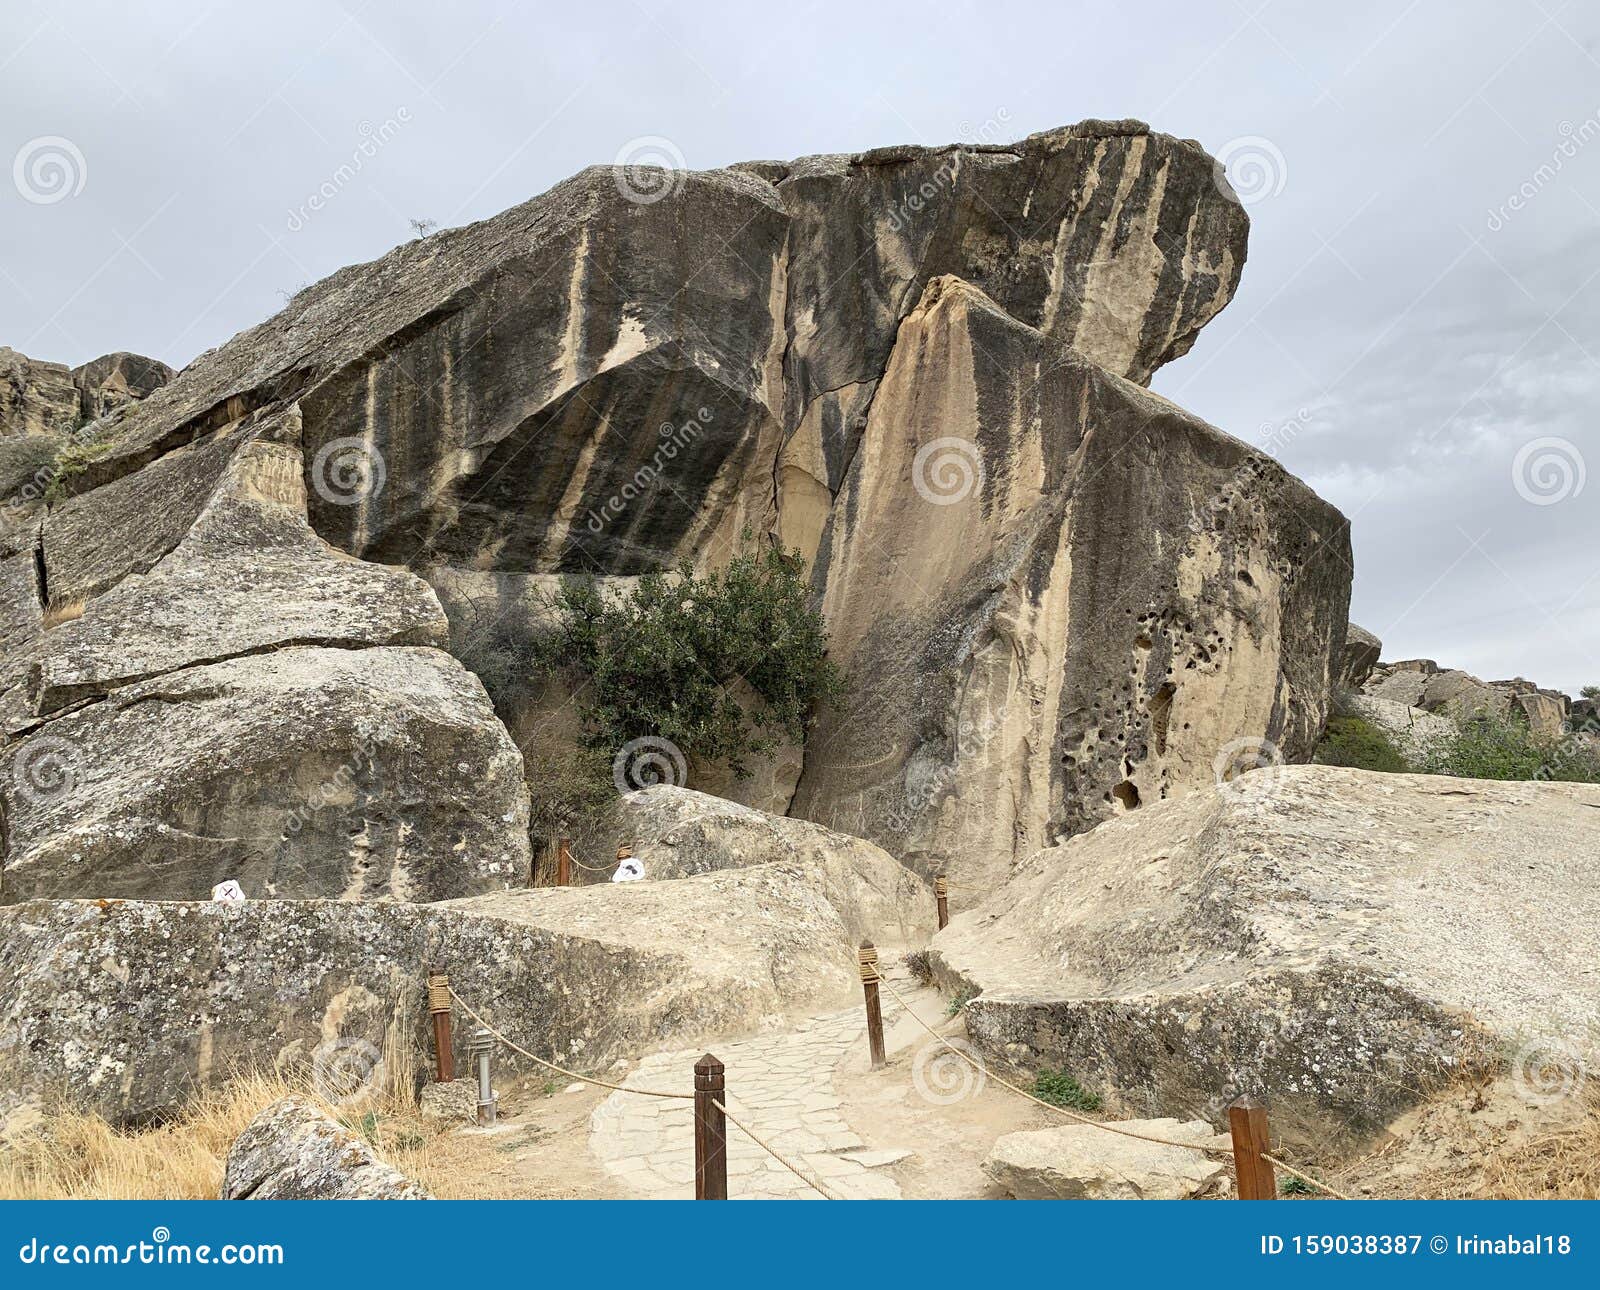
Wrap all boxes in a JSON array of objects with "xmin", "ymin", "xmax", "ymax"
[
  {"xmin": 0, "ymin": 1066, "xmax": 517, "ymax": 1200},
  {"xmin": 1479, "ymin": 1102, "xmax": 1600, "ymax": 1198},
  {"xmin": 41, "ymin": 599, "xmax": 85, "ymax": 628}
]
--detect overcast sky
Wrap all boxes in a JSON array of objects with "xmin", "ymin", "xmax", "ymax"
[{"xmin": 3, "ymin": 0, "xmax": 1596, "ymax": 693}]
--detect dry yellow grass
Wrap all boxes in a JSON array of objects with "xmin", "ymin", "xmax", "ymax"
[
  {"xmin": 41, "ymin": 599, "xmax": 85, "ymax": 628},
  {"xmin": 1479, "ymin": 1109, "xmax": 1600, "ymax": 1199},
  {"xmin": 0, "ymin": 1068, "xmax": 521, "ymax": 1200}
]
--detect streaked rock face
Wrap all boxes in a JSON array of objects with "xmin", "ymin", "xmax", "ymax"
[{"xmin": 0, "ymin": 119, "xmax": 1345, "ymax": 894}]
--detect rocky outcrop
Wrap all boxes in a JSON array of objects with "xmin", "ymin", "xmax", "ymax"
[
  {"xmin": 0, "ymin": 832, "xmax": 932, "ymax": 1120},
  {"xmin": 1363, "ymin": 660, "xmax": 1570, "ymax": 738},
  {"xmin": 1, "ymin": 347, "xmax": 171, "ymax": 442},
  {"xmin": 1345, "ymin": 694, "xmax": 1455, "ymax": 763},
  {"xmin": 222, "ymin": 1097, "xmax": 430, "ymax": 1199},
  {"xmin": 1, "ymin": 646, "xmax": 529, "ymax": 903},
  {"xmin": 929, "ymin": 765, "xmax": 1600, "ymax": 1150},
  {"xmin": 0, "ymin": 122, "xmax": 1347, "ymax": 889},
  {"xmin": 1338, "ymin": 622, "xmax": 1382, "ymax": 691},
  {"xmin": 983, "ymin": 1120, "xmax": 1228, "ymax": 1199}
]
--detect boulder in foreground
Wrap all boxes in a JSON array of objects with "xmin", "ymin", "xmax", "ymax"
[
  {"xmin": 222, "ymin": 1097, "xmax": 430, "ymax": 1199},
  {"xmin": 931, "ymin": 765, "xmax": 1600, "ymax": 1150},
  {"xmin": 983, "ymin": 1119, "xmax": 1228, "ymax": 1198}
]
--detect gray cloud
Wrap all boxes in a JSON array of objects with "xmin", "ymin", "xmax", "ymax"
[{"xmin": 3, "ymin": 0, "xmax": 1596, "ymax": 691}]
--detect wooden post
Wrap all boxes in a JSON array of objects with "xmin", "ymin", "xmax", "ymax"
[
  {"xmin": 556, "ymin": 837, "xmax": 572, "ymax": 887},
  {"xmin": 426, "ymin": 969, "xmax": 454, "ymax": 1083},
  {"xmin": 693, "ymin": 1053, "xmax": 727, "ymax": 1199},
  {"xmin": 1228, "ymin": 1095, "xmax": 1276, "ymax": 1199},
  {"xmin": 859, "ymin": 941, "xmax": 886, "ymax": 1070},
  {"xmin": 935, "ymin": 875, "xmax": 949, "ymax": 930}
]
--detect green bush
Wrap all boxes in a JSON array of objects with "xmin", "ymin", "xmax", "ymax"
[
  {"xmin": 1032, "ymin": 1068, "xmax": 1102, "ymax": 1112},
  {"xmin": 1314, "ymin": 714, "xmax": 1411, "ymax": 773},
  {"xmin": 532, "ymin": 540, "xmax": 846, "ymax": 784},
  {"xmin": 1418, "ymin": 715, "xmax": 1600, "ymax": 784}
]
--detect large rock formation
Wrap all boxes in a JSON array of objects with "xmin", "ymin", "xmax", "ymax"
[
  {"xmin": 1337, "ymin": 622, "xmax": 1382, "ymax": 691},
  {"xmin": 0, "ymin": 839, "xmax": 932, "ymax": 1122},
  {"xmin": 0, "ymin": 120, "xmax": 1350, "ymax": 893},
  {"xmin": 929, "ymin": 765, "xmax": 1600, "ymax": 1150}
]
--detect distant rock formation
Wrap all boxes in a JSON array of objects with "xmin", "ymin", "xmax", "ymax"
[
  {"xmin": 1, "ymin": 346, "xmax": 172, "ymax": 440},
  {"xmin": 1363, "ymin": 658, "xmax": 1570, "ymax": 738}
]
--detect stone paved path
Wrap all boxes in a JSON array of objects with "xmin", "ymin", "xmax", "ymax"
[{"xmin": 588, "ymin": 974, "xmax": 925, "ymax": 1199}]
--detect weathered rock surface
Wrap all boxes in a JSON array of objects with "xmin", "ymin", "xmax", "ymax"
[
  {"xmin": 1345, "ymin": 694, "xmax": 1455, "ymax": 763},
  {"xmin": 983, "ymin": 1119, "xmax": 1228, "ymax": 1198},
  {"xmin": 792, "ymin": 278, "xmax": 1350, "ymax": 885},
  {"xmin": 930, "ymin": 765, "xmax": 1600, "ymax": 1149},
  {"xmin": 1338, "ymin": 622, "xmax": 1382, "ymax": 691},
  {"xmin": 0, "ymin": 841, "xmax": 929, "ymax": 1120},
  {"xmin": 1, "ymin": 122, "xmax": 1350, "ymax": 896},
  {"xmin": 1, "ymin": 646, "xmax": 529, "ymax": 903},
  {"xmin": 597, "ymin": 785, "xmax": 934, "ymax": 943},
  {"xmin": 222, "ymin": 1097, "xmax": 430, "ymax": 1199}
]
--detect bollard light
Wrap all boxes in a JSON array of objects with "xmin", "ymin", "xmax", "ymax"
[{"xmin": 469, "ymin": 1027, "xmax": 496, "ymax": 1125}]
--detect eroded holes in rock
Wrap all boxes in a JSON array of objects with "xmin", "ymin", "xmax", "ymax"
[
  {"xmin": 1149, "ymin": 681, "xmax": 1176, "ymax": 756},
  {"xmin": 1134, "ymin": 632, "xmax": 1153, "ymax": 651},
  {"xmin": 1110, "ymin": 780, "xmax": 1140, "ymax": 811},
  {"xmin": 1237, "ymin": 569, "xmax": 1254, "ymax": 587}
]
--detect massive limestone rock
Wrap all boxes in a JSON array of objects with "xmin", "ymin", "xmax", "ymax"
[
  {"xmin": 222, "ymin": 1097, "xmax": 431, "ymax": 1199},
  {"xmin": 0, "ymin": 843, "xmax": 932, "ymax": 1121},
  {"xmin": 1, "ymin": 120, "xmax": 1346, "ymax": 890},
  {"xmin": 1, "ymin": 647, "xmax": 529, "ymax": 903},
  {"xmin": 792, "ymin": 278, "xmax": 1349, "ymax": 884},
  {"xmin": 929, "ymin": 765, "xmax": 1600, "ymax": 1150}
]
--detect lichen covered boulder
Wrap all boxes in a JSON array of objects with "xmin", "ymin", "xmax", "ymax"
[{"xmin": 222, "ymin": 1097, "xmax": 430, "ymax": 1199}]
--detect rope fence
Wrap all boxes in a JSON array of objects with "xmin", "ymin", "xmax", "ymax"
[{"xmin": 429, "ymin": 862, "xmax": 1357, "ymax": 1201}]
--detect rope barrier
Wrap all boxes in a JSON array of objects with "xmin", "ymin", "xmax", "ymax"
[
  {"xmin": 1262, "ymin": 1153, "xmax": 1353, "ymax": 1200},
  {"xmin": 711, "ymin": 1099, "xmax": 839, "ymax": 1200},
  {"xmin": 565, "ymin": 851, "xmax": 617, "ymax": 875},
  {"xmin": 447, "ymin": 987, "xmax": 691, "ymax": 1100},
  {"xmin": 877, "ymin": 975, "xmax": 1352, "ymax": 1199}
]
